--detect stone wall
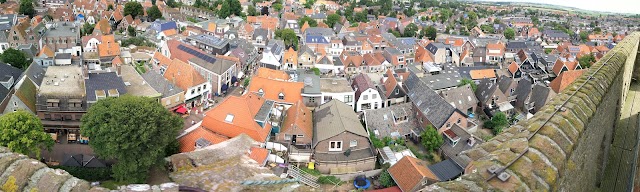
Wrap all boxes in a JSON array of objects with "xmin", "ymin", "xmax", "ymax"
[
  {"xmin": 423, "ymin": 32, "xmax": 640, "ymax": 191},
  {"xmin": 0, "ymin": 147, "xmax": 179, "ymax": 192}
]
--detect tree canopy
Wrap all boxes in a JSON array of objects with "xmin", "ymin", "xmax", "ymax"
[
  {"xmin": 504, "ymin": 28, "xmax": 515, "ymax": 40},
  {"xmin": 484, "ymin": 112, "xmax": 508, "ymax": 135},
  {"xmin": 421, "ymin": 125, "xmax": 443, "ymax": 152},
  {"xmin": 247, "ymin": 5, "xmax": 258, "ymax": 16},
  {"xmin": 0, "ymin": 48, "xmax": 30, "ymax": 69},
  {"xmin": 19, "ymin": 0, "xmax": 35, "ymax": 18},
  {"xmin": 298, "ymin": 16, "xmax": 318, "ymax": 27},
  {"xmin": 326, "ymin": 14, "xmax": 341, "ymax": 28},
  {"xmin": 81, "ymin": 96, "xmax": 183, "ymax": 183},
  {"xmin": 275, "ymin": 28, "xmax": 298, "ymax": 50},
  {"xmin": 303, "ymin": 0, "xmax": 315, "ymax": 8},
  {"xmin": 0, "ymin": 111, "xmax": 54, "ymax": 158},
  {"xmin": 578, "ymin": 54, "xmax": 596, "ymax": 68},
  {"xmin": 124, "ymin": 2, "xmax": 144, "ymax": 19},
  {"xmin": 422, "ymin": 26, "xmax": 437, "ymax": 40},
  {"xmin": 403, "ymin": 23, "xmax": 418, "ymax": 37},
  {"xmin": 147, "ymin": 5, "xmax": 163, "ymax": 21},
  {"xmin": 218, "ymin": 0, "xmax": 242, "ymax": 18}
]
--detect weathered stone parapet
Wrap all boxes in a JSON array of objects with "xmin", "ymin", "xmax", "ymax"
[
  {"xmin": 424, "ymin": 32, "xmax": 640, "ymax": 191},
  {"xmin": 0, "ymin": 147, "xmax": 179, "ymax": 192}
]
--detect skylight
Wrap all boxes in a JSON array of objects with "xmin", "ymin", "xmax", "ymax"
[{"xmin": 225, "ymin": 114, "xmax": 234, "ymax": 123}]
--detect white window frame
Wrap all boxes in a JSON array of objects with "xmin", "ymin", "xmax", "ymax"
[
  {"xmin": 329, "ymin": 141, "xmax": 342, "ymax": 152},
  {"xmin": 350, "ymin": 140, "xmax": 358, "ymax": 147},
  {"xmin": 284, "ymin": 134, "xmax": 291, "ymax": 141}
]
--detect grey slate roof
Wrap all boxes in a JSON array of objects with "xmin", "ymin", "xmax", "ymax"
[
  {"xmin": 514, "ymin": 78, "xmax": 532, "ymax": 109},
  {"xmin": 313, "ymin": 100, "xmax": 368, "ymax": 147},
  {"xmin": 405, "ymin": 73, "xmax": 457, "ymax": 128},
  {"xmin": 84, "ymin": 72, "xmax": 127, "ymax": 102},
  {"xmin": 141, "ymin": 70, "xmax": 184, "ymax": 97},
  {"xmin": 364, "ymin": 103, "xmax": 423, "ymax": 138},
  {"xmin": 497, "ymin": 76, "xmax": 515, "ymax": 96},
  {"xmin": 351, "ymin": 73, "xmax": 376, "ymax": 101},
  {"xmin": 529, "ymin": 84, "xmax": 555, "ymax": 113},
  {"xmin": 475, "ymin": 78, "xmax": 498, "ymax": 104},
  {"xmin": 0, "ymin": 63, "xmax": 23, "ymax": 88},
  {"xmin": 189, "ymin": 57, "xmax": 236, "ymax": 75},
  {"xmin": 304, "ymin": 27, "xmax": 335, "ymax": 36},
  {"xmin": 253, "ymin": 28, "xmax": 268, "ymax": 40},
  {"xmin": 0, "ymin": 84, "xmax": 9, "ymax": 103},
  {"xmin": 440, "ymin": 124, "xmax": 481, "ymax": 168},
  {"xmin": 24, "ymin": 62, "xmax": 46, "ymax": 86},
  {"xmin": 506, "ymin": 41, "xmax": 527, "ymax": 50},
  {"xmin": 440, "ymin": 84, "xmax": 478, "ymax": 114},
  {"xmin": 428, "ymin": 159, "xmax": 463, "ymax": 181}
]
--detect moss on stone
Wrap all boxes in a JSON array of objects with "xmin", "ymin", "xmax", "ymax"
[{"xmin": 529, "ymin": 136, "xmax": 565, "ymax": 169}]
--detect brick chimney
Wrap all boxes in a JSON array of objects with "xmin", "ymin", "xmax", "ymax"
[{"xmin": 116, "ymin": 64, "xmax": 121, "ymax": 76}]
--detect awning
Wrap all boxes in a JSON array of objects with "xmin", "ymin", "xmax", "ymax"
[
  {"xmin": 231, "ymin": 76, "xmax": 238, "ymax": 84},
  {"xmin": 498, "ymin": 102, "xmax": 514, "ymax": 112},
  {"xmin": 237, "ymin": 71, "xmax": 244, "ymax": 79},
  {"xmin": 175, "ymin": 105, "xmax": 188, "ymax": 114}
]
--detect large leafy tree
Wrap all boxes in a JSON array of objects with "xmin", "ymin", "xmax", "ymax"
[
  {"xmin": 325, "ymin": 13, "xmax": 340, "ymax": 28},
  {"xmin": 81, "ymin": 96, "xmax": 183, "ymax": 183},
  {"xmin": 379, "ymin": 170, "xmax": 396, "ymax": 187},
  {"xmin": 0, "ymin": 48, "xmax": 30, "ymax": 69},
  {"xmin": 124, "ymin": 2, "xmax": 144, "ymax": 19},
  {"xmin": 420, "ymin": 125, "xmax": 443, "ymax": 152},
  {"xmin": 19, "ymin": 0, "xmax": 35, "ymax": 18},
  {"xmin": 484, "ymin": 112, "xmax": 508, "ymax": 135},
  {"xmin": 275, "ymin": 28, "xmax": 298, "ymax": 50},
  {"xmin": 422, "ymin": 26, "xmax": 437, "ymax": 40},
  {"xmin": 247, "ymin": 5, "xmax": 257, "ymax": 16},
  {"xmin": 578, "ymin": 54, "xmax": 596, "ymax": 68},
  {"xmin": 147, "ymin": 5, "xmax": 162, "ymax": 21},
  {"xmin": 0, "ymin": 111, "xmax": 54, "ymax": 158},
  {"xmin": 298, "ymin": 16, "xmax": 318, "ymax": 27},
  {"xmin": 504, "ymin": 28, "xmax": 515, "ymax": 40},
  {"xmin": 403, "ymin": 23, "xmax": 418, "ymax": 37}
]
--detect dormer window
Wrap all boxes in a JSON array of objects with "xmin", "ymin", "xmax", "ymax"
[
  {"xmin": 278, "ymin": 92, "xmax": 284, "ymax": 100},
  {"xmin": 258, "ymin": 88, "xmax": 264, "ymax": 94},
  {"xmin": 225, "ymin": 114, "xmax": 234, "ymax": 123}
]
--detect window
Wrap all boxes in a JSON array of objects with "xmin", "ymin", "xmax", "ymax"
[
  {"xmin": 363, "ymin": 95, "xmax": 368, "ymax": 100},
  {"xmin": 297, "ymin": 134, "xmax": 304, "ymax": 138},
  {"xmin": 457, "ymin": 118, "xmax": 461, "ymax": 124},
  {"xmin": 191, "ymin": 89, "xmax": 195, "ymax": 94},
  {"xmin": 175, "ymin": 96, "xmax": 180, "ymax": 102},
  {"xmin": 447, "ymin": 122, "xmax": 451, "ymax": 127},
  {"xmin": 395, "ymin": 89, "xmax": 400, "ymax": 94},
  {"xmin": 278, "ymin": 92, "xmax": 284, "ymax": 100},
  {"xmin": 13, "ymin": 102, "xmax": 17, "ymax": 107},
  {"xmin": 225, "ymin": 114, "xmax": 234, "ymax": 123},
  {"xmin": 165, "ymin": 100, "xmax": 171, "ymax": 106},
  {"xmin": 344, "ymin": 95, "xmax": 353, "ymax": 103},
  {"xmin": 284, "ymin": 134, "xmax": 291, "ymax": 141},
  {"xmin": 329, "ymin": 141, "xmax": 342, "ymax": 151},
  {"xmin": 203, "ymin": 84, "xmax": 207, "ymax": 90},
  {"xmin": 350, "ymin": 140, "xmax": 358, "ymax": 147},
  {"xmin": 373, "ymin": 94, "xmax": 377, "ymax": 99}
]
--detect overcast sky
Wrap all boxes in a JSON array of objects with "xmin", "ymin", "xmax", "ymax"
[{"xmin": 478, "ymin": 0, "xmax": 640, "ymax": 14}]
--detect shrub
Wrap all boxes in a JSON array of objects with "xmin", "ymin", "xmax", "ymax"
[
  {"xmin": 300, "ymin": 167, "xmax": 321, "ymax": 176},
  {"xmin": 379, "ymin": 170, "xmax": 396, "ymax": 187}
]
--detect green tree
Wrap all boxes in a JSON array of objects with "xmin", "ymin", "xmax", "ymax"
[
  {"xmin": 354, "ymin": 11, "xmax": 367, "ymax": 22},
  {"xmin": 81, "ymin": 96, "xmax": 183, "ymax": 183},
  {"xmin": 0, "ymin": 0, "xmax": 6, "ymax": 4},
  {"xmin": 107, "ymin": 4, "xmax": 114, "ymax": 10},
  {"xmin": 166, "ymin": 0, "xmax": 178, "ymax": 8},
  {"xmin": 218, "ymin": 0, "xmax": 231, "ymax": 18},
  {"xmin": 81, "ymin": 23, "xmax": 95, "ymax": 35},
  {"xmin": 247, "ymin": 5, "xmax": 257, "ymax": 16},
  {"xmin": 578, "ymin": 54, "xmax": 596, "ymax": 68},
  {"xmin": 243, "ymin": 78, "xmax": 251, "ymax": 87},
  {"xmin": 480, "ymin": 24, "xmax": 494, "ymax": 33},
  {"xmin": 403, "ymin": 23, "xmax": 418, "ymax": 37},
  {"xmin": 298, "ymin": 16, "xmax": 318, "ymax": 27},
  {"xmin": 0, "ymin": 111, "xmax": 54, "ymax": 158},
  {"xmin": 2, "ymin": 176, "xmax": 17, "ymax": 192},
  {"xmin": 0, "ymin": 48, "xmax": 30, "ymax": 69},
  {"xmin": 124, "ymin": 2, "xmax": 144, "ymax": 19},
  {"xmin": 127, "ymin": 25, "xmax": 136, "ymax": 37},
  {"xmin": 458, "ymin": 78, "xmax": 477, "ymax": 92},
  {"xmin": 275, "ymin": 28, "xmax": 298, "ymax": 50},
  {"xmin": 303, "ymin": 0, "xmax": 315, "ymax": 8},
  {"xmin": 147, "ymin": 5, "xmax": 162, "ymax": 21},
  {"xmin": 439, "ymin": 9, "xmax": 451, "ymax": 23},
  {"xmin": 504, "ymin": 28, "xmax": 515, "ymax": 40},
  {"xmin": 272, "ymin": 3, "xmax": 283, "ymax": 12},
  {"xmin": 19, "ymin": 0, "xmax": 35, "ymax": 18},
  {"xmin": 227, "ymin": 0, "xmax": 242, "ymax": 16},
  {"xmin": 379, "ymin": 170, "xmax": 396, "ymax": 187},
  {"xmin": 420, "ymin": 125, "xmax": 443, "ymax": 152},
  {"xmin": 593, "ymin": 27, "xmax": 602, "ymax": 34},
  {"xmin": 423, "ymin": 26, "xmax": 437, "ymax": 40},
  {"xmin": 579, "ymin": 31, "xmax": 588, "ymax": 42},
  {"xmin": 493, "ymin": 18, "xmax": 501, "ymax": 24},
  {"xmin": 326, "ymin": 13, "xmax": 340, "ymax": 28},
  {"xmin": 311, "ymin": 67, "xmax": 320, "ymax": 76},
  {"xmin": 484, "ymin": 112, "xmax": 508, "ymax": 135}
]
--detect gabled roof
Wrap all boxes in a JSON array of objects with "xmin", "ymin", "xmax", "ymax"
[
  {"xmin": 141, "ymin": 70, "xmax": 184, "ymax": 98},
  {"xmin": 405, "ymin": 73, "xmax": 458, "ymax": 128},
  {"xmin": 14, "ymin": 77, "xmax": 37, "ymax": 112},
  {"xmin": 388, "ymin": 156, "xmax": 438, "ymax": 192},
  {"xmin": 313, "ymin": 100, "xmax": 368, "ymax": 147},
  {"xmin": 351, "ymin": 73, "xmax": 376, "ymax": 100},
  {"xmin": 178, "ymin": 127, "xmax": 229, "ymax": 153},
  {"xmin": 248, "ymin": 76, "xmax": 303, "ymax": 104},
  {"xmin": 84, "ymin": 72, "xmax": 128, "ymax": 102},
  {"xmin": 469, "ymin": 69, "xmax": 496, "ymax": 80},
  {"xmin": 281, "ymin": 100, "xmax": 313, "ymax": 140},
  {"xmin": 427, "ymin": 159, "xmax": 463, "ymax": 181},
  {"xmin": 508, "ymin": 61, "xmax": 519, "ymax": 75},
  {"xmin": 201, "ymin": 93, "xmax": 273, "ymax": 143},
  {"xmin": 97, "ymin": 35, "xmax": 120, "ymax": 57},
  {"xmin": 163, "ymin": 59, "xmax": 206, "ymax": 90},
  {"xmin": 550, "ymin": 69, "xmax": 586, "ymax": 93},
  {"xmin": 24, "ymin": 62, "xmax": 45, "ymax": 86},
  {"xmin": 383, "ymin": 69, "xmax": 400, "ymax": 98}
]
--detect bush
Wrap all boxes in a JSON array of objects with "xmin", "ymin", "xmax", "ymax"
[
  {"xmin": 369, "ymin": 131, "xmax": 385, "ymax": 148},
  {"xmin": 51, "ymin": 166, "xmax": 112, "ymax": 181},
  {"xmin": 317, "ymin": 176, "xmax": 342, "ymax": 185},
  {"xmin": 300, "ymin": 167, "xmax": 321, "ymax": 176},
  {"xmin": 379, "ymin": 170, "xmax": 396, "ymax": 187}
]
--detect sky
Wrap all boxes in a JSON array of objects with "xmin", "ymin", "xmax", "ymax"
[{"xmin": 478, "ymin": 0, "xmax": 640, "ymax": 15}]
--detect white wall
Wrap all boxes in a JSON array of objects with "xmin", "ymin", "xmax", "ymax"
[
  {"xmin": 321, "ymin": 91, "xmax": 355, "ymax": 107},
  {"xmin": 356, "ymin": 88, "xmax": 383, "ymax": 112},
  {"xmin": 184, "ymin": 82, "xmax": 212, "ymax": 102}
]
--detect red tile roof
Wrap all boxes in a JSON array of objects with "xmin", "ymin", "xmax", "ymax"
[
  {"xmin": 249, "ymin": 147, "xmax": 269, "ymax": 165},
  {"xmin": 508, "ymin": 61, "xmax": 519, "ymax": 75},
  {"xmin": 550, "ymin": 69, "xmax": 586, "ymax": 93},
  {"xmin": 247, "ymin": 76, "xmax": 303, "ymax": 104},
  {"xmin": 388, "ymin": 156, "xmax": 438, "ymax": 192},
  {"xmin": 178, "ymin": 127, "xmax": 229, "ymax": 153},
  {"xmin": 201, "ymin": 93, "xmax": 272, "ymax": 142},
  {"xmin": 163, "ymin": 58, "xmax": 207, "ymax": 90}
]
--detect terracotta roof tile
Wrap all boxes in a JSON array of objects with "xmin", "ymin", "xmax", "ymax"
[
  {"xmin": 247, "ymin": 76, "xmax": 303, "ymax": 104},
  {"xmin": 201, "ymin": 93, "xmax": 272, "ymax": 142},
  {"xmin": 163, "ymin": 58, "xmax": 206, "ymax": 90},
  {"xmin": 249, "ymin": 147, "xmax": 269, "ymax": 165},
  {"xmin": 388, "ymin": 156, "xmax": 438, "ymax": 192},
  {"xmin": 282, "ymin": 47, "xmax": 298, "ymax": 66},
  {"xmin": 550, "ymin": 69, "xmax": 586, "ymax": 93},
  {"xmin": 97, "ymin": 35, "xmax": 120, "ymax": 57},
  {"xmin": 255, "ymin": 67, "xmax": 290, "ymax": 81},
  {"xmin": 383, "ymin": 69, "xmax": 398, "ymax": 98},
  {"xmin": 469, "ymin": 69, "xmax": 496, "ymax": 80},
  {"xmin": 508, "ymin": 61, "xmax": 519, "ymax": 75},
  {"xmin": 178, "ymin": 127, "xmax": 229, "ymax": 153},
  {"xmin": 281, "ymin": 100, "xmax": 313, "ymax": 140}
]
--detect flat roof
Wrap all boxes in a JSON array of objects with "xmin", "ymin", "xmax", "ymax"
[
  {"xmin": 39, "ymin": 66, "xmax": 85, "ymax": 97},
  {"xmin": 119, "ymin": 65, "xmax": 160, "ymax": 97},
  {"xmin": 319, "ymin": 78, "xmax": 353, "ymax": 93}
]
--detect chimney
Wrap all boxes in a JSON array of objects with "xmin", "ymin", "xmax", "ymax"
[{"xmin": 116, "ymin": 64, "xmax": 122, "ymax": 76}]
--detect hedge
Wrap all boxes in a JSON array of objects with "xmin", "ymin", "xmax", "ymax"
[{"xmin": 51, "ymin": 166, "xmax": 112, "ymax": 181}]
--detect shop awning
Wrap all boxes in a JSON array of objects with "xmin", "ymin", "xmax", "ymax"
[
  {"xmin": 221, "ymin": 84, "xmax": 229, "ymax": 92},
  {"xmin": 175, "ymin": 105, "xmax": 188, "ymax": 114},
  {"xmin": 231, "ymin": 76, "xmax": 238, "ymax": 84}
]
